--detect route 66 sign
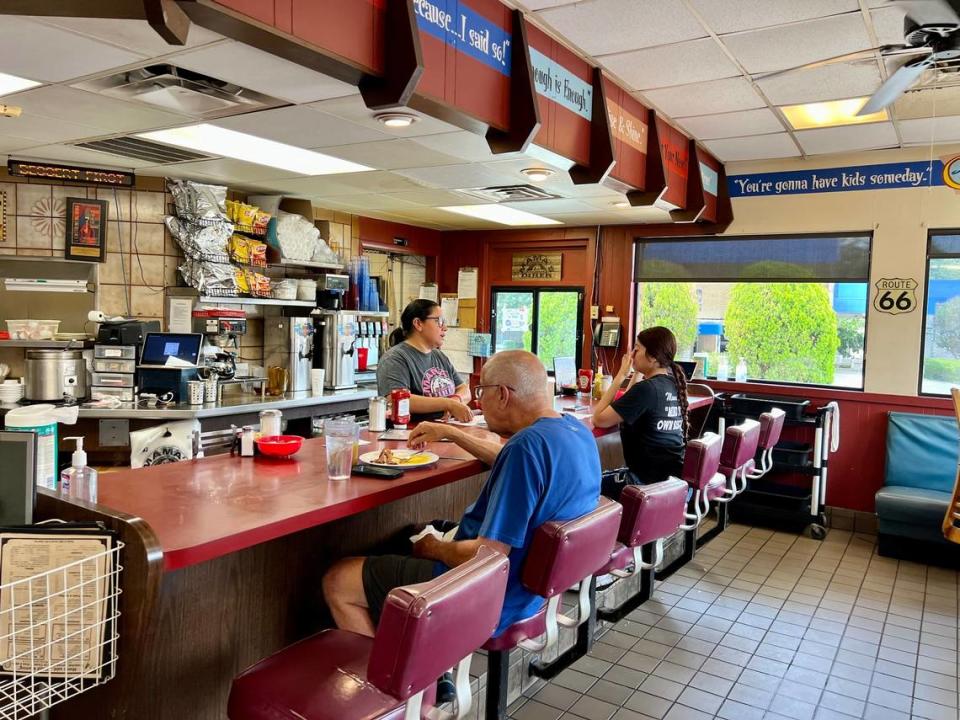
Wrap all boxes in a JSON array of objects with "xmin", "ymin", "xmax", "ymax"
[{"xmin": 873, "ymin": 278, "xmax": 917, "ymax": 315}]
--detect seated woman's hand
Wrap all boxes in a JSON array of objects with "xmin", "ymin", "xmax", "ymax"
[
  {"xmin": 445, "ymin": 398, "xmax": 474, "ymax": 423},
  {"xmin": 408, "ymin": 422, "xmax": 448, "ymax": 448}
]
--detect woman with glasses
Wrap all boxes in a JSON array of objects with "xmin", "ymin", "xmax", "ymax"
[
  {"xmin": 377, "ymin": 299, "xmax": 473, "ymax": 422},
  {"xmin": 591, "ymin": 326, "xmax": 690, "ymax": 500}
]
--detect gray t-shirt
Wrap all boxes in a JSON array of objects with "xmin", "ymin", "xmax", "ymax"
[{"xmin": 376, "ymin": 342, "xmax": 463, "ymax": 401}]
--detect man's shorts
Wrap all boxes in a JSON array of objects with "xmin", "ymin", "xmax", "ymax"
[{"xmin": 362, "ymin": 554, "xmax": 436, "ymax": 625}]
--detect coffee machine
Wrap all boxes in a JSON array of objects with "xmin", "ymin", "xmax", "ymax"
[
  {"xmin": 316, "ymin": 273, "xmax": 349, "ymax": 310},
  {"xmin": 264, "ymin": 312, "xmax": 315, "ymax": 393},
  {"xmin": 312, "ymin": 309, "xmax": 357, "ymax": 390},
  {"xmin": 192, "ymin": 309, "xmax": 246, "ymax": 379}
]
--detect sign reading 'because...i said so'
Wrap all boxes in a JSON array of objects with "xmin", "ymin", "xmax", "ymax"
[{"xmin": 413, "ymin": 0, "xmax": 512, "ymax": 75}]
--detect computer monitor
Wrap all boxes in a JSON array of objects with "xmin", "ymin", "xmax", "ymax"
[
  {"xmin": 0, "ymin": 431, "xmax": 37, "ymax": 525},
  {"xmin": 676, "ymin": 360, "xmax": 700, "ymax": 381},
  {"xmin": 139, "ymin": 332, "xmax": 203, "ymax": 367},
  {"xmin": 553, "ymin": 356, "xmax": 577, "ymax": 389}
]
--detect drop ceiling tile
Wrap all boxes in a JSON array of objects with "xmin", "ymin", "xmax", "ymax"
[
  {"xmin": 313, "ymin": 194, "xmax": 425, "ymax": 212},
  {"xmin": 309, "ymin": 95, "xmax": 458, "ymax": 137},
  {"xmin": 158, "ymin": 158, "xmax": 305, "ymax": 183},
  {"xmin": 170, "ymin": 40, "xmax": 355, "ymax": 104},
  {"xmin": 703, "ymin": 133, "xmax": 800, "ymax": 161},
  {"xmin": 394, "ymin": 163, "xmax": 516, "ymax": 190},
  {"xmin": 516, "ymin": 0, "xmax": 578, "ymax": 9},
  {"xmin": 324, "ymin": 139, "xmax": 464, "ymax": 170},
  {"xmin": 9, "ymin": 86, "xmax": 192, "ymax": 134},
  {"xmin": 722, "ymin": 14, "xmax": 872, "ymax": 75},
  {"xmin": 642, "ymin": 76, "xmax": 765, "ymax": 117},
  {"xmin": 36, "ymin": 17, "xmax": 223, "ymax": 57},
  {"xmin": 0, "ymin": 17, "xmax": 143, "ymax": 82},
  {"xmin": 536, "ymin": 0, "xmax": 706, "ymax": 56},
  {"xmin": 0, "ymin": 113, "xmax": 104, "ymax": 144},
  {"xmin": 213, "ymin": 106, "xmax": 389, "ymax": 148},
  {"xmin": 678, "ymin": 108, "xmax": 785, "ymax": 139},
  {"xmin": 689, "ymin": 0, "xmax": 860, "ymax": 34},
  {"xmin": 267, "ymin": 171, "xmax": 427, "ymax": 196},
  {"xmin": 601, "ymin": 38, "xmax": 740, "ymax": 91},
  {"xmin": 410, "ymin": 131, "xmax": 500, "ymax": 162},
  {"xmin": 894, "ymin": 87, "xmax": 960, "ymax": 118},
  {"xmin": 898, "ymin": 115, "xmax": 960, "ymax": 144},
  {"xmin": 757, "ymin": 61, "xmax": 882, "ymax": 105},
  {"xmin": 795, "ymin": 121, "xmax": 898, "ymax": 154},
  {"xmin": 0, "ymin": 136, "xmax": 40, "ymax": 154},
  {"xmin": 502, "ymin": 198, "xmax": 598, "ymax": 213},
  {"xmin": 380, "ymin": 189, "xmax": 482, "ymax": 207},
  {"xmin": 869, "ymin": 6, "xmax": 909, "ymax": 46}
]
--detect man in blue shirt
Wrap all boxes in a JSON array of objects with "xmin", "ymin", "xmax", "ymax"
[{"xmin": 322, "ymin": 350, "xmax": 601, "ymax": 638}]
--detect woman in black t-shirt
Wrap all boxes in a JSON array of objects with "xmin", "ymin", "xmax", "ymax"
[{"xmin": 592, "ymin": 326, "xmax": 690, "ymax": 500}]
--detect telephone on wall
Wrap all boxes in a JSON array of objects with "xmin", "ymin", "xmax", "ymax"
[{"xmin": 593, "ymin": 318, "xmax": 621, "ymax": 348}]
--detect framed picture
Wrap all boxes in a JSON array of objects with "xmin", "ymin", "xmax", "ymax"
[{"xmin": 65, "ymin": 198, "xmax": 107, "ymax": 262}]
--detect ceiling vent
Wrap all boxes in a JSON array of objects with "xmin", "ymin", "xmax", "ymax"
[
  {"xmin": 73, "ymin": 136, "xmax": 210, "ymax": 164},
  {"xmin": 74, "ymin": 64, "xmax": 284, "ymax": 118},
  {"xmin": 456, "ymin": 184, "xmax": 562, "ymax": 203}
]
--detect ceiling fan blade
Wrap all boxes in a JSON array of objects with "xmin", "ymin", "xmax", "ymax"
[
  {"xmin": 857, "ymin": 56, "xmax": 935, "ymax": 115},
  {"xmin": 754, "ymin": 46, "xmax": 927, "ymax": 82}
]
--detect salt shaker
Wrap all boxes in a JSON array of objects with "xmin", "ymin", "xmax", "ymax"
[
  {"xmin": 368, "ymin": 397, "xmax": 387, "ymax": 432},
  {"xmin": 240, "ymin": 426, "xmax": 255, "ymax": 457}
]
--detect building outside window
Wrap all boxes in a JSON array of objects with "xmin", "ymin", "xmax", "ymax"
[
  {"xmin": 633, "ymin": 234, "xmax": 871, "ymax": 389},
  {"xmin": 490, "ymin": 287, "xmax": 584, "ymax": 371},
  {"xmin": 921, "ymin": 233, "xmax": 960, "ymax": 395}
]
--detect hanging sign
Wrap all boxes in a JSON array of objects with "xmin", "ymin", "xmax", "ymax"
[
  {"xmin": 512, "ymin": 253, "xmax": 562, "ymax": 280},
  {"xmin": 528, "ymin": 47, "xmax": 591, "ymax": 120},
  {"xmin": 8, "ymin": 160, "xmax": 134, "ymax": 187},
  {"xmin": 657, "ymin": 118, "xmax": 689, "ymax": 208},
  {"xmin": 874, "ymin": 278, "xmax": 918, "ymax": 315},
  {"xmin": 728, "ymin": 161, "xmax": 943, "ymax": 197},
  {"xmin": 413, "ymin": 0, "xmax": 512, "ymax": 75},
  {"xmin": 700, "ymin": 162, "xmax": 719, "ymax": 196},
  {"xmin": 602, "ymin": 76, "xmax": 649, "ymax": 192}
]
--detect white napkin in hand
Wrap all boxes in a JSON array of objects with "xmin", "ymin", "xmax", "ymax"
[{"xmin": 409, "ymin": 524, "xmax": 459, "ymax": 543}]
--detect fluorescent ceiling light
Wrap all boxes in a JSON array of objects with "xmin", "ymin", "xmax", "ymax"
[
  {"xmin": 136, "ymin": 124, "xmax": 373, "ymax": 175},
  {"xmin": 781, "ymin": 97, "xmax": 887, "ymax": 130},
  {"xmin": 0, "ymin": 72, "xmax": 40, "ymax": 97},
  {"xmin": 440, "ymin": 204, "xmax": 561, "ymax": 226}
]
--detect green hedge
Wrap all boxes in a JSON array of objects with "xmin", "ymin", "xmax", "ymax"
[{"xmin": 923, "ymin": 357, "xmax": 960, "ymax": 382}]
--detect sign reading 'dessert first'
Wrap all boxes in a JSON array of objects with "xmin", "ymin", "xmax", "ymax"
[
  {"xmin": 728, "ymin": 161, "xmax": 945, "ymax": 197},
  {"xmin": 8, "ymin": 160, "xmax": 134, "ymax": 187},
  {"xmin": 414, "ymin": 0, "xmax": 512, "ymax": 75}
]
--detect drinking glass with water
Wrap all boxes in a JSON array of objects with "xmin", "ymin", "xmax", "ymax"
[{"xmin": 325, "ymin": 419, "xmax": 357, "ymax": 480}]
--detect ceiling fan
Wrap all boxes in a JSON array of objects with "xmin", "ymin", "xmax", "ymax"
[{"xmin": 756, "ymin": 0, "xmax": 960, "ymax": 115}]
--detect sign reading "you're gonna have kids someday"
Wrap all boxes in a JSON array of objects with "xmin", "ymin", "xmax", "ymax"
[{"xmin": 727, "ymin": 160, "xmax": 946, "ymax": 197}]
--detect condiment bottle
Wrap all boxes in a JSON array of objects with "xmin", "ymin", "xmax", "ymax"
[
  {"xmin": 593, "ymin": 364, "xmax": 604, "ymax": 399},
  {"xmin": 368, "ymin": 396, "xmax": 387, "ymax": 432},
  {"xmin": 241, "ymin": 426, "xmax": 255, "ymax": 456},
  {"xmin": 390, "ymin": 388, "xmax": 411, "ymax": 428}
]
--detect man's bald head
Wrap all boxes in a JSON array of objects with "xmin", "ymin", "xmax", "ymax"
[{"xmin": 482, "ymin": 350, "xmax": 548, "ymax": 405}]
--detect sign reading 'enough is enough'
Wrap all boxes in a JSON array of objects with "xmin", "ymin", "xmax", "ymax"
[
  {"xmin": 528, "ymin": 47, "xmax": 592, "ymax": 120},
  {"xmin": 414, "ymin": 0, "xmax": 512, "ymax": 75}
]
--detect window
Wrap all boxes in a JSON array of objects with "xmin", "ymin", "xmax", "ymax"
[
  {"xmin": 921, "ymin": 233, "xmax": 960, "ymax": 395},
  {"xmin": 491, "ymin": 287, "xmax": 583, "ymax": 370},
  {"xmin": 634, "ymin": 234, "xmax": 872, "ymax": 389}
]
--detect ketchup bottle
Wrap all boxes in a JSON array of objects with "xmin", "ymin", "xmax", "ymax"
[{"xmin": 390, "ymin": 388, "xmax": 411, "ymax": 428}]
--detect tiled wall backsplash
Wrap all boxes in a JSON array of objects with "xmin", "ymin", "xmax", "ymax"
[{"xmin": 0, "ymin": 172, "xmax": 361, "ymax": 372}]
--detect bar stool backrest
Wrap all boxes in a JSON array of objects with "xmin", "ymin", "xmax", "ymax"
[
  {"xmin": 521, "ymin": 498, "xmax": 622, "ymax": 597},
  {"xmin": 618, "ymin": 479, "xmax": 689, "ymax": 547},
  {"xmin": 682, "ymin": 432, "xmax": 723, "ymax": 491},
  {"xmin": 720, "ymin": 419, "xmax": 761, "ymax": 471},
  {"xmin": 758, "ymin": 409, "xmax": 786, "ymax": 450},
  {"xmin": 367, "ymin": 546, "xmax": 509, "ymax": 701}
]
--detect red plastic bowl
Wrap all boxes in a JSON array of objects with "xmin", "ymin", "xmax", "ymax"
[{"xmin": 256, "ymin": 434, "xmax": 303, "ymax": 458}]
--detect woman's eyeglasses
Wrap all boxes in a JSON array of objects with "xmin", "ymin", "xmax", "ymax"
[{"xmin": 423, "ymin": 316, "xmax": 447, "ymax": 328}]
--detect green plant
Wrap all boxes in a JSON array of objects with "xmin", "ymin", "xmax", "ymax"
[
  {"xmin": 639, "ymin": 282, "xmax": 698, "ymax": 357},
  {"xmin": 837, "ymin": 316, "xmax": 865, "ymax": 357},
  {"xmin": 934, "ymin": 295, "xmax": 960, "ymax": 359},
  {"xmin": 724, "ymin": 283, "xmax": 839, "ymax": 384},
  {"xmin": 923, "ymin": 357, "xmax": 960, "ymax": 382}
]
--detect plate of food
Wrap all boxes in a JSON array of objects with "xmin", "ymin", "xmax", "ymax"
[{"xmin": 360, "ymin": 448, "xmax": 440, "ymax": 468}]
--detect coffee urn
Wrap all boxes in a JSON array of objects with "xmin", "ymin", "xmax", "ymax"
[
  {"xmin": 264, "ymin": 313, "xmax": 315, "ymax": 393},
  {"xmin": 312, "ymin": 310, "xmax": 358, "ymax": 390}
]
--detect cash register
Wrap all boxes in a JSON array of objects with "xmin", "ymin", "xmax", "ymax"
[{"xmin": 137, "ymin": 332, "xmax": 203, "ymax": 402}]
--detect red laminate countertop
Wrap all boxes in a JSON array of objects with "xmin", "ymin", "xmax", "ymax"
[{"xmin": 71, "ymin": 393, "xmax": 713, "ymax": 572}]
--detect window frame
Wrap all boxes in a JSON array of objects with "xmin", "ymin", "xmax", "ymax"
[
  {"xmin": 918, "ymin": 229, "xmax": 960, "ymax": 397},
  {"xmin": 490, "ymin": 286, "xmax": 585, "ymax": 371},
  {"xmin": 632, "ymin": 232, "xmax": 874, "ymax": 392}
]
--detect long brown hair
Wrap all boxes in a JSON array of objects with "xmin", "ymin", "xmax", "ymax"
[{"xmin": 635, "ymin": 326, "xmax": 689, "ymax": 442}]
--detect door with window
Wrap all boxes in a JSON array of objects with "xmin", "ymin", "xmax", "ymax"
[{"xmin": 490, "ymin": 287, "xmax": 584, "ymax": 370}]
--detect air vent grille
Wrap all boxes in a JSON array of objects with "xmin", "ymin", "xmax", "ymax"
[
  {"xmin": 73, "ymin": 136, "xmax": 209, "ymax": 164},
  {"xmin": 456, "ymin": 184, "xmax": 562, "ymax": 203}
]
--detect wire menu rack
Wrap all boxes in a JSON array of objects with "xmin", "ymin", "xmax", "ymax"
[{"xmin": 0, "ymin": 540, "xmax": 123, "ymax": 719}]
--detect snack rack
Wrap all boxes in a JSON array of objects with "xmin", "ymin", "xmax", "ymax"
[{"xmin": 0, "ymin": 541, "xmax": 123, "ymax": 719}]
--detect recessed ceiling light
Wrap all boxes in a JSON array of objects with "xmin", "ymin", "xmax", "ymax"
[
  {"xmin": 780, "ymin": 96, "xmax": 888, "ymax": 131},
  {"xmin": 521, "ymin": 167, "xmax": 555, "ymax": 182},
  {"xmin": 376, "ymin": 112, "xmax": 419, "ymax": 129},
  {"xmin": 439, "ymin": 204, "xmax": 562, "ymax": 227},
  {"xmin": 136, "ymin": 124, "xmax": 373, "ymax": 175},
  {"xmin": 0, "ymin": 72, "xmax": 40, "ymax": 98},
  {"xmin": 612, "ymin": 200, "xmax": 630, "ymax": 209}
]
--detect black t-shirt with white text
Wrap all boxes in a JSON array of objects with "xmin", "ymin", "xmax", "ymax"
[{"xmin": 611, "ymin": 374, "xmax": 685, "ymax": 484}]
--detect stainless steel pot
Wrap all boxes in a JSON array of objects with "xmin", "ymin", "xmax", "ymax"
[{"xmin": 25, "ymin": 349, "xmax": 88, "ymax": 401}]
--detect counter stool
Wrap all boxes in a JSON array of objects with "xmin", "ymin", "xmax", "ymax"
[
  {"xmin": 596, "ymin": 479, "xmax": 689, "ymax": 622},
  {"xmin": 697, "ymin": 419, "xmax": 762, "ymax": 547},
  {"xmin": 484, "ymin": 498, "xmax": 622, "ymax": 720},
  {"xmin": 746, "ymin": 409, "xmax": 786, "ymax": 481},
  {"xmin": 227, "ymin": 546, "xmax": 509, "ymax": 720},
  {"xmin": 656, "ymin": 432, "xmax": 724, "ymax": 579}
]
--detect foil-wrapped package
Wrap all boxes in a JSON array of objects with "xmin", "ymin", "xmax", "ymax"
[{"xmin": 168, "ymin": 179, "xmax": 228, "ymax": 222}]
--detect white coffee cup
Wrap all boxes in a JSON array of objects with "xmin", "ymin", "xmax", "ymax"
[{"xmin": 311, "ymin": 369, "xmax": 325, "ymax": 396}]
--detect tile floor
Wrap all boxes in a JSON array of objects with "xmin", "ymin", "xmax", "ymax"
[{"xmin": 508, "ymin": 524, "xmax": 960, "ymax": 720}]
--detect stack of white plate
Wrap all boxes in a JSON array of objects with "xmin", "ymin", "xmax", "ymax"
[{"xmin": 0, "ymin": 380, "xmax": 24, "ymax": 404}]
